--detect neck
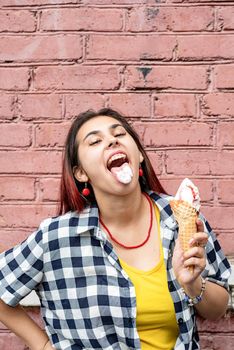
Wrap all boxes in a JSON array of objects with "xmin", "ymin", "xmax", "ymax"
[{"xmin": 96, "ymin": 186, "xmax": 146, "ymax": 227}]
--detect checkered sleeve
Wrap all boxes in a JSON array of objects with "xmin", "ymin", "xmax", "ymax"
[
  {"xmin": 199, "ymin": 213, "xmax": 231, "ymax": 290},
  {"xmin": 0, "ymin": 228, "xmax": 44, "ymax": 307}
]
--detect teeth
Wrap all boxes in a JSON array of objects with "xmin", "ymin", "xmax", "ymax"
[{"xmin": 107, "ymin": 153, "xmax": 126, "ymax": 167}]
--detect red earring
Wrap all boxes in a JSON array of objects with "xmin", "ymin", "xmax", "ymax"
[
  {"xmin": 139, "ymin": 167, "xmax": 143, "ymax": 177},
  {"xmin": 82, "ymin": 183, "xmax": 90, "ymax": 197}
]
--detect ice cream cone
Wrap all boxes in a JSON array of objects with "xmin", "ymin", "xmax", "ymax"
[{"xmin": 170, "ymin": 199, "xmax": 198, "ymax": 274}]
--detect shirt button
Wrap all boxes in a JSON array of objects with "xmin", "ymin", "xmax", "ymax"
[{"xmin": 178, "ymin": 318, "xmax": 184, "ymax": 324}]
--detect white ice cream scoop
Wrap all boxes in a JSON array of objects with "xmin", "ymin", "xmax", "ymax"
[
  {"xmin": 175, "ymin": 178, "xmax": 201, "ymax": 212},
  {"xmin": 111, "ymin": 163, "xmax": 133, "ymax": 184}
]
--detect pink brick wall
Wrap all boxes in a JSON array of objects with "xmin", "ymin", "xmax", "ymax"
[{"xmin": 0, "ymin": 0, "xmax": 233, "ymax": 348}]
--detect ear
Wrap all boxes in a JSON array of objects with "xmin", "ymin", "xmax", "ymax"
[
  {"xmin": 73, "ymin": 166, "xmax": 89, "ymax": 183},
  {"xmin": 139, "ymin": 152, "xmax": 144, "ymax": 163}
]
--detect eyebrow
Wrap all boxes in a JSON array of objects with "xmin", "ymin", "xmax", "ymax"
[{"xmin": 82, "ymin": 123, "xmax": 124, "ymax": 142}]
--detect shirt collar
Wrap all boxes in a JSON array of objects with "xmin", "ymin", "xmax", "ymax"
[
  {"xmin": 75, "ymin": 202, "xmax": 100, "ymax": 235},
  {"xmin": 146, "ymin": 190, "xmax": 178, "ymax": 230}
]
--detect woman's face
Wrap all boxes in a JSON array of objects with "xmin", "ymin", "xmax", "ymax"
[{"xmin": 74, "ymin": 115, "xmax": 143, "ymax": 197}]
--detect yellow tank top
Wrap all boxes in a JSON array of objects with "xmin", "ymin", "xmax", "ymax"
[{"xmin": 119, "ymin": 205, "xmax": 179, "ymax": 350}]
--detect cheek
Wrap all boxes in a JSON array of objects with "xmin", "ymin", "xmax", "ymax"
[
  {"xmin": 131, "ymin": 144, "xmax": 142, "ymax": 163},
  {"xmin": 79, "ymin": 149, "xmax": 102, "ymax": 175}
]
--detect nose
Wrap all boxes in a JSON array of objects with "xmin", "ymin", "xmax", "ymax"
[{"xmin": 108, "ymin": 136, "xmax": 119, "ymax": 148}]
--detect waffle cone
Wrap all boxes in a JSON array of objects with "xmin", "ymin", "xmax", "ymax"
[{"xmin": 170, "ymin": 199, "xmax": 198, "ymax": 273}]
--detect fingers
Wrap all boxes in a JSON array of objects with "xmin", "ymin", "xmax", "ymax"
[
  {"xmin": 183, "ymin": 254, "xmax": 206, "ymax": 269},
  {"xmin": 172, "ymin": 228, "xmax": 208, "ymax": 282},
  {"xmin": 189, "ymin": 231, "xmax": 208, "ymax": 248},
  {"xmin": 194, "ymin": 219, "xmax": 208, "ymax": 246},
  {"xmin": 172, "ymin": 238, "xmax": 206, "ymax": 285},
  {"xmin": 184, "ymin": 246, "xmax": 205, "ymax": 260},
  {"xmin": 183, "ymin": 243, "xmax": 207, "ymax": 272},
  {"xmin": 183, "ymin": 256, "xmax": 206, "ymax": 271},
  {"xmin": 196, "ymin": 218, "xmax": 204, "ymax": 232}
]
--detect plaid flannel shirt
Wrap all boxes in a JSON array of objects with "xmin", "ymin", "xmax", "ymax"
[{"xmin": 0, "ymin": 191, "xmax": 231, "ymax": 350}]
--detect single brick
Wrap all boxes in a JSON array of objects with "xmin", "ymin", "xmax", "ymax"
[
  {"xmin": 0, "ymin": 151, "xmax": 62, "ymax": 174},
  {"xmin": 107, "ymin": 93, "xmax": 151, "ymax": 117},
  {"xmin": 0, "ymin": 67, "xmax": 29, "ymax": 90},
  {"xmin": 19, "ymin": 94, "xmax": 62, "ymax": 120},
  {"xmin": 40, "ymin": 8, "xmax": 123, "ymax": 31},
  {"xmin": 34, "ymin": 66, "xmax": 120, "ymax": 90},
  {"xmin": 166, "ymin": 150, "xmax": 234, "ymax": 175},
  {"xmin": 0, "ymin": 34, "xmax": 82, "ymax": 62},
  {"xmin": 137, "ymin": 122, "xmax": 213, "ymax": 147},
  {"xmin": 202, "ymin": 206, "xmax": 234, "ymax": 231},
  {"xmin": 0, "ymin": 10, "xmax": 36, "ymax": 32},
  {"xmin": 127, "ymin": 6, "xmax": 214, "ymax": 32},
  {"xmin": 217, "ymin": 180, "xmax": 234, "ymax": 204},
  {"xmin": 164, "ymin": 150, "xmax": 207, "ymax": 175},
  {"xmin": 217, "ymin": 6, "xmax": 234, "ymax": 30},
  {"xmin": 177, "ymin": 35, "xmax": 234, "ymax": 60},
  {"xmin": 0, "ymin": 123, "xmax": 31, "ymax": 147},
  {"xmin": 147, "ymin": 151, "xmax": 164, "ymax": 175},
  {"xmin": 0, "ymin": 177, "xmax": 35, "ymax": 200},
  {"xmin": 35, "ymin": 122, "xmax": 70, "ymax": 147},
  {"xmin": 0, "ymin": 95, "xmax": 16, "ymax": 120},
  {"xmin": 65, "ymin": 94, "xmax": 105, "ymax": 119},
  {"xmin": 215, "ymin": 65, "xmax": 234, "ymax": 89},
  {"xmin": 39, "ymin": 178, "xmax": 60, "ymax": 202},
  {"xmin": 154, "ymin": 94, "xmax": 196, "ymax": 118},
  {"xmin": 87, "ymin": 34, "xmax": 176, "ymax": 61},
  {"xmin": 202, "ymin": 93, "xmax": 234, "ymax": 117},
  {"xmin": 218, "ymin": 122, "xmax": 234, "ymax": 147},
  {"xmin": 125, "ymin": 66, "xmax": 208, "ymax": 90}
]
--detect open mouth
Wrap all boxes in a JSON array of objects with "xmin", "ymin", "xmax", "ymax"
[{"xmin": 107, "ymin": 153, "xmax": 129, "ymax": 171}]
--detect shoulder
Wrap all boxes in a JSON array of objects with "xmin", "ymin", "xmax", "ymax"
[
  {"xmin": 38, "ymin": 205, "xmax": 99, "ymax": 242},
  {"xmin": 147, "ymin": 191, "xmax": 174, "ymax": 213},
  {"xmin": 39, "ymin": 211, "xmax": 78, "ymax": 233}
]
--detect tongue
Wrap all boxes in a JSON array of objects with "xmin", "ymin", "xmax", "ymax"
[{"xmin": 110, "ymin": 162, "xmax": 133, "ymax": 184}]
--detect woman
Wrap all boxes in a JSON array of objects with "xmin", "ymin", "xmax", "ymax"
[{"xmin": 0, "ymin": 108, "xmax": 231, "ymax": 350}]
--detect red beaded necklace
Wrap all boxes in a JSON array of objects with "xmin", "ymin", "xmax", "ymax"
[{"xmin": 99, "ymin": 193, "xmax": 153, "ymax": 249}]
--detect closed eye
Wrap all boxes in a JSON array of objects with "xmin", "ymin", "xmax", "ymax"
[
  {"xmin": 115, "ymin": 132, "xmax": 126, "ymax": 137},
  {"xmin": 89, "ymin": 131, "xmax": 126, "ymax": 145},
  {"xmin": 89, "ymin": 139, "xmax": 101, "ymax": 145}
]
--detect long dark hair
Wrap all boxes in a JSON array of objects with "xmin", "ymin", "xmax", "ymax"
[{"xmin": 58, "ymin": 108, "xmax": 167, "ymax": 215}]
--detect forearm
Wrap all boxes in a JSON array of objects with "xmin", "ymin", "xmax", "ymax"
[
  {"xmin": 182, "ymin": 278, "xmax": 229, "ymax": 320},
  {"xmin": 0, "ymin": 299, "xmax": 49, "ymax": 350}
]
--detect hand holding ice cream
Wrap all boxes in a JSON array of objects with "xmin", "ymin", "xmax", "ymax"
[{"xmin": 170, "ymin": 178, "xmax": 200, "ymax": 273}]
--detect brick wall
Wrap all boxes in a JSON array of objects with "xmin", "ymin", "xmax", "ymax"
[{"xmin": 0, "ymin": 0, "xmax": 233, "ymax": 349}]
